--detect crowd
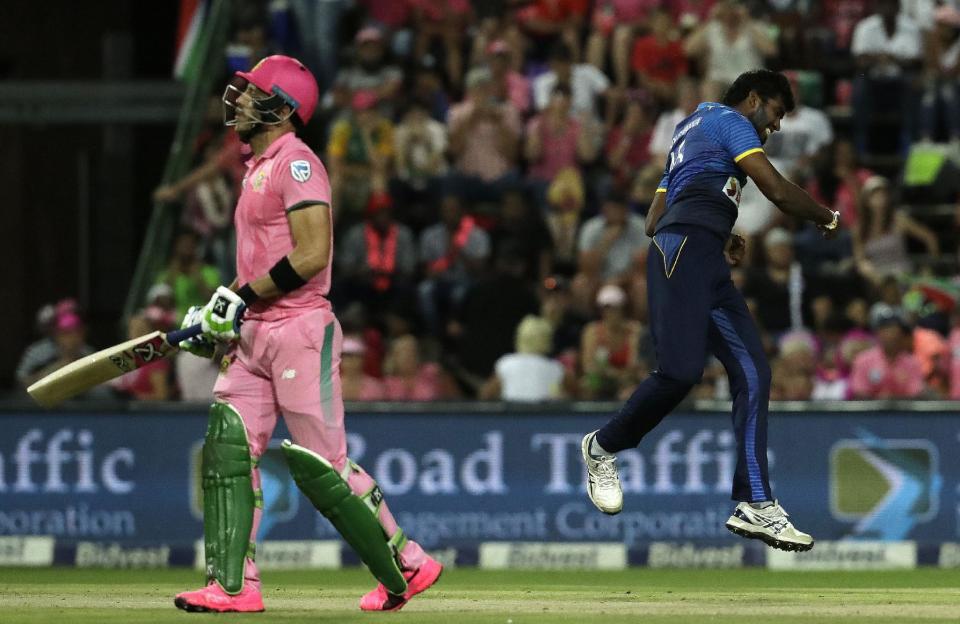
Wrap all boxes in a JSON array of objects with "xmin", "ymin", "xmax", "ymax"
[{"xmin": 16, "ymin": 0, "xmax": 960, "ymax": 403}]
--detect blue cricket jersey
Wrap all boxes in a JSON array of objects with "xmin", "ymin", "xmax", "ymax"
[{"xmin": 654, "ymin": 102, "xmax": 764, "ymax": 238}]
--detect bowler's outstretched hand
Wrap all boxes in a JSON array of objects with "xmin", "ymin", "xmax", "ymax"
[{"xmin": 817, "ymin": 210, "xmax": 841, "ymax": 239}]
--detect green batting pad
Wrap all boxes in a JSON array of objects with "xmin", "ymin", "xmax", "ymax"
[
  {"xmin": 282, "ymin": 440, "xmax": 407, "ymax": 596},
  {"xmin": 202, "ymin": 402, "xmax": 254, "ymax": 594}
]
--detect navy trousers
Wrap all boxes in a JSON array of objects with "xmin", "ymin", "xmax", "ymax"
[{"xmin": 596, "ymin": 224, "xmax": 773, "ymax": 502}]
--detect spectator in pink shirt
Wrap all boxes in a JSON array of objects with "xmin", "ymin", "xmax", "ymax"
[
  {"xmin": 383, "ymin": 334, "xmax": 458, "ymax": 400},
  {"xmin": 850, "ymin": 304, "xmax": 927, "ymax": 399},
  {"xmin": 525, "ymin": 85, "xmax": 599, "ymax": 208},
  {"xmin": 486, "ymin": 39, "xmax": 531, "ymax": 115},
  {"xmin": 949, "ymin": 313, "xmax": 960, "ymax": 399},
  {"xmin": 341, "ymin": 336, "xmax": 386, "ymax": 401},
  {"xmin": 446, "ymin": 67, "xmax": 523, "ymax": 203}
]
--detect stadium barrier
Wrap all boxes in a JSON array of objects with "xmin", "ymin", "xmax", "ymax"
[
  {"xmin": 0, "ymin": 402, "xmax": 958, "ymax": 569},
  {"xmin": 0, "ymin": 536, "xmax": 954, "ymax": 570}
]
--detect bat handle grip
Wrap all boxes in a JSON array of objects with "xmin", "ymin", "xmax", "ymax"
[{"xmin": 166, "ymin": 323, "xmax": 204, "ymax": 347}]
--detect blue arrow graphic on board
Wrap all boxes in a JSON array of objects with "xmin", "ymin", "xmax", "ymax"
[{"xmin": 850, "ymin": 429, "xmax": 941, "ymax": 540}]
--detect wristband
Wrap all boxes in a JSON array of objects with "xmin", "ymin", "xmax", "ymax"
[
  {"xmin": 236, "ymin": 284, "xmax": 260, "ymax": 305},
  {"xmin": 822, "ymin": 210, "xmax": 840, "ymax": 231},
  {"xmin": 269, "ymin": 255, "xmax": 308, "ymax": 293}
]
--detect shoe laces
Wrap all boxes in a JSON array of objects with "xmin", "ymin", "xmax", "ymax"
[
  {"xmin": 592, "ymin": 455, "xmax": 620, "ymax": 489},
  {"xmin": 750, "ymin": 501, "xmax": 793, "ymax": 532},
  {"xmin": 749, "ymin": 500, "xmax": 788, "ymax": 519},
  {"xmin": 769, "ymin": 501, "xmax": 790, "ymax": 519}
]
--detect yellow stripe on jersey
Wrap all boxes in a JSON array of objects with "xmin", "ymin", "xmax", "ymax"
[
  {"xmin": 734, "ymin": 147, "xmax": 764, "ymax": 163},
  {"xmin": 655, "ymin": 187, "xmax": 667, "ymax": 193}
]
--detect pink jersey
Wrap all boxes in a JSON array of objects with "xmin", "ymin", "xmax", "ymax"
[
  {"xmin": 234, "ymin": 132, "xmax": 333, "ymax": 321},
  {"xmin": 949, "ymin": 328, "xmax": 960, "ymax": 399},
  {"xmin": 849, "ymin": 345, "xmax": 925, "ymax": 399}
]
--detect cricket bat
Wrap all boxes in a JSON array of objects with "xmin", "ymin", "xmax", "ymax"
[{"xmin": 27, "ymin": 324, "xmax": 204, "ymax": 407}]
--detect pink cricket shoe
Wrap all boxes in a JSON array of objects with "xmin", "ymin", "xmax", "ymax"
[
  {"xmin": 174, "ymin": 580, "xmax": 265, "ymax": 613},
  {"xmin": 358, "ymin": 556, "xmax": 444, "ymax": 612}
]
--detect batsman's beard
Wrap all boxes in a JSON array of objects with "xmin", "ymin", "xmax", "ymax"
[{"xmin": 237, "ymin": 120, "xmax": 267, "ymax": 144}]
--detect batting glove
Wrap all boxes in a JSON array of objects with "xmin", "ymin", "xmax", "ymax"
[
  {"xmin": 201, "ymin": 286, "xmax": 246, "ymax": 343},
  {"xmin": 178, "ymin": 306, "xmax": 216, "ymax": 359}
]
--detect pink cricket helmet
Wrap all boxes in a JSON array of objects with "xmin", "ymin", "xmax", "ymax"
[{"xmin": 236, "ymin": 55, "xmax": 319, "ymax": 125}]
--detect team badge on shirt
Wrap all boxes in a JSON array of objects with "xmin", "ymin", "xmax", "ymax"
[
  {"xmin": 251, "ymin": 169, "xmax": 267, "ymax": 192},
  {"xmin": 290, "ymin": 160, "xmax": 311, "ymax": 182},
  {"xmin": 722, "ymin": 176, "xmax": 742, "ymax": 207}
]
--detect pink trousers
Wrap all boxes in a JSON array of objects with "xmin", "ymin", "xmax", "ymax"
[{"xmin": 213, "ymin": 307, "xmax": 425, "ymax": 587}]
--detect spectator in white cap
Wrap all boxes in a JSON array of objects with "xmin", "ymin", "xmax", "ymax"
[
  {"xmin": 146, "ymin": 282, "xmax": 176, "ymax": 319},
  {"xmin": 770, "ymin": 329, "xmax": 818, "ymax": 400},
  {"xmin": 340, "ymin": 336, "xmax": 386, "ymax": 401},
  {"xmin": 579, "ymin": 284, "xmax": 645, "ymax": 400}
]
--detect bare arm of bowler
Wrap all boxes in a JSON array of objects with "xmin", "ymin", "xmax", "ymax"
[
  {"xmin": 737, "ymin": 152, "xmax": 836, "ymax": 232},
  {"xmin": 644, "ymin": 190, "xmax": 667, "ymax": 237}
]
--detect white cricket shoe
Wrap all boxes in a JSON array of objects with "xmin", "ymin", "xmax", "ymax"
[
  {"xmin": 725, "ymin": 500, "xmax": 815, "ymax": 552},
  {"xmin": 581, "ymin": 431, "xmax": 623, "ymax": 515}
]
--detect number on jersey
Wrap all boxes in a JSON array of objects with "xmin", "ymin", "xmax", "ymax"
[{"xmin": 669, "ymin": 138, "xmax": 687, "ymax": 172}]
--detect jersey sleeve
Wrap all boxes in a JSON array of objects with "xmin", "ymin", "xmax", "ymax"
[
  {"xmin": 277, "ymin": 151, "xmax": 332, "ymax": 213},
  {"xmin": 714, "ymin": 112, "xmax": 763, "ymax": 163}
]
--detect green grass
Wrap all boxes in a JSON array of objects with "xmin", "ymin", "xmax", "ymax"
[{"xmin": 1, "ymin": 567, "xmax": 959, "ymax": 623}]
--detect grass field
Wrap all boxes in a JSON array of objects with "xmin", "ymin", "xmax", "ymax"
[{"xmin": 1, "ymin": 567, "xmax": 959, "ymax": 623}]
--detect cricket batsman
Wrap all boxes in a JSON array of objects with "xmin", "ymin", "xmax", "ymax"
[{"xmin": 174, "ymin": 55, "xmax": 442, "ymax": 613}]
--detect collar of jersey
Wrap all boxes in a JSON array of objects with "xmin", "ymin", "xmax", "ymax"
[
  {"xmin": 251, "ymin": 131, "xmax": 297, "ymax": 165},
  {"xmin": 696, "ymin": 101, "xmax": 729, "ymax": 112},
  {"xmin": 697, "ymin": 101, "xmax": 752, "ymax": 122}
]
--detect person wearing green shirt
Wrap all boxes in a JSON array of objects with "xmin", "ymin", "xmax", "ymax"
[{"xmin": 155, "ymin": 229, "xmax": 221, "ymax": 320}]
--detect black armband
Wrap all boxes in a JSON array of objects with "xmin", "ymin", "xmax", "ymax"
[
  {"xmin": 269, "ymin": 255, "xmax": 308, "ymax": 293},
  {"xmin": 236, "ymin": 284, "xmax": 261, "ymax": 306}
]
